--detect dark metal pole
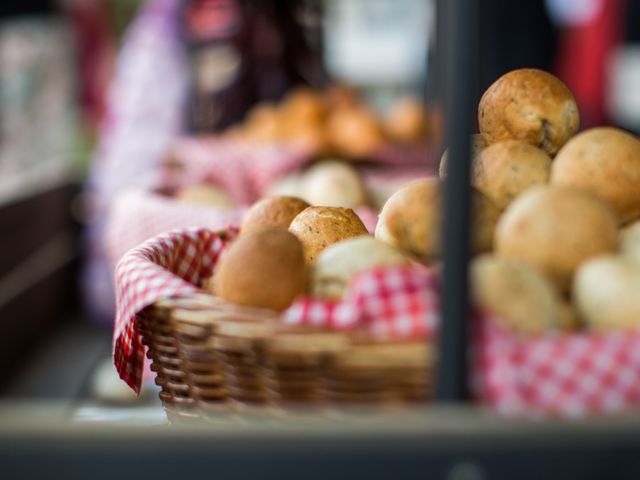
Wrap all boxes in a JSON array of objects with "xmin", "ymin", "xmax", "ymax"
[{"xmin": 434, "ymin": 0, "xmax": 479, "ymax": 401}]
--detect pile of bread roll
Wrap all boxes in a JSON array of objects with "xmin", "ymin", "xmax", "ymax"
[
  {"xmin": 435, "ymin": 68, "xmax": 640, "ymax": 334},
  {"xmin": 224, "ymin": 84, "xmax": 429, "ymax": 159},
  {"xmin": 204, "ymin": 195, "xmax": 416, "ymax": 311},
  {"xmin": 199, "ymin": 68, "xmax": 640, "ymax": 337}
]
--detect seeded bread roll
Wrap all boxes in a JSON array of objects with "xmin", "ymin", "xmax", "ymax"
[
  {"xmin": 471, "ymin": 254, "xmax": 561, "ymax": 334},
  {"xmin": 438, "ymin": 134, "xmax": 487, "ymax": 178},
  {"xmin": 240, "ymin": 196, "xmax": 310, "ymax": 235},
  {"xmin": 495, "ymin": 185, "xmax": 618, "ymax": 292},
  {"xmin": 312, "ymin": 236, "xmax": 411, "ymax": 299},
  {"xmin": 212, "ymin": 228, "xmax": 308, "ymax": 311},
  {"xmin": 472, "ymin": 140, "xmax": 552, "ymax": 211},
  {"xmin": 551, "ymin": 127, "xmax": 640, "ymax": 223},
  {"xmin": 289, "ymin": 206, "xmax": 368, "ymax": 264},
  {"xmin": 375, "ymin": 178, "xmax": 500, "ymax": 259},
  {"xmin": 478, "ymin": 68, "xmax": 579, "ymax": 156}
]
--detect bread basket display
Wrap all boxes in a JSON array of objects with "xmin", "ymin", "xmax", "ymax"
[
  {"xmin": 114, "ymin": 68, "xmax": 640, "ymax": 421},
  {"xmin": 114, "ymin": 227, "xmax": 437, "ymax": 422}
]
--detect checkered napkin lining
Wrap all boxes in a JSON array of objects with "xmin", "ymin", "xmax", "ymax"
[
  {"xmin": 472, "ymin": 319, "xmax": 640, "ymax": 418},
  {"xmin": 164, "ymin": 138, "xmax": 310, "ymax": 205},
  {"xmin": 113, "ymin": 227, "xmax": 439, "ymax": 393}
]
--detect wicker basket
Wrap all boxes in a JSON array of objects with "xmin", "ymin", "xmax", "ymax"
[{"xmin": 138, "ymin": 295, "xmax": 434, "ymax": 422}]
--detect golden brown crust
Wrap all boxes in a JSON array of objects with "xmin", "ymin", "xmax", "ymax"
[
  {"xmin": 478, "ymin": 68, "xmax": 579, "ymax": 156},
  {"xmin": 471, "ymin": 254, "xmax": 561, "ymax": 334},
  {"xmin": 495, "ymin": 185, "xmax": 618, "ymax": 292},
  {"xmin": 551, "ymin": 127, "xmax": 640, "ymax": 223},
  {"xmin": 384, "ymin": 98, "xmax": 428, "ymax": 143},
  {"xmin": 439, "ymin": 134, "xmax": 487, "ymax": 178},
  {"xmin": 289, "ymin": 206, "xmax": 369, "ymax": 264},
  {"xmin": 240, "ymin": 196, "xmax": 310, "ymax": 236},
  {"xmin": 472, "ymin": 140, "xmax": 552, "ymax": 211},
  {"xmin": 325, "ymin": 106, "xmax": 385, "ymax": 159},
  {"xmin": 375, "ymin": 178, "xmax": 500, "ymax": 259},
  {"xmin": 213, "ymin": 228, "xmax": 308, "ymax": 311}
]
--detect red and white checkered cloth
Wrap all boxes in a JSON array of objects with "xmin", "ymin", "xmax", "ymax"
[
  {"xmin": 114, "ymin": 227, "xmax": 438, "ymax": 393},
  {"xmin": 472, "ymin": 318, "xmax": 640, "ymax": 418},
  {"xmin": 105, "ymin": 189, "xmax": 245, "ymax": 266},
  {"xmin": 165, "ymin": 138, "xmax": 310, "ymax": 204}
]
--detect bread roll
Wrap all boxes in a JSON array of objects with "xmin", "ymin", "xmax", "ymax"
[
  {"xmin": 438, "ymin": 134, "xmax": 487, "ymax": 178},
  {"xmin": 620, "ymin": 220, "xmax": 640, "ymax": 265},
  {"xmin": 323, "ymin": 83, "xmax": 359, "ymax": 109},
  {"xmin": 312, "ymin": 236, "xmax": 411, "ymax": 299},
  {"xmin": 176, "ymin": 184, "xmax": 234, "ymax": 208},
  {"xmin": 471, "ymin": 254, "xmax": 561, "ymax": 334},
  {"xmin": 280, "ymin": 87, "xmax": 326, "ymax": 124},
  {"xmin": 384, "ymin": 97, "xmax": 428, "ymax": 143},
  {"xmin": 551, "ymin": 127, "xmax": 640, "ymax": 223},
  {"xmin": 241, "ymin": 196, "xmax": 309, "ymax": 235},
  {"xmin": 266, "ymin": 173, "xmax": 306, "ymax": 198},
  {"xmin": 478, "ymin": 68, "xmax": 579, "ymax": 156},
  {"xmin": 212, "ymin": 228, "xmax": 308, "ymax": 311},
  {"xmin": 472, "ymin": 140, "xmax": 551, "ymax": 211},
  {"xmin": 574, "ymin": 255, "xmax": 640, "ymax": 331},
  {"xmin": 289, "ymin": 207, "xmax": 368, "ymax": 264},
  {"xmin": 375, "ymin": 178, "xmax": 500, "ymax": 259},
  {"xmin": 303, "ymin": 160, "xmax": 367, "ymax": 209},
  {"xmin": 243, "ymin": 103, "xmax": 282, "ymax": 142},
  {"xmin": 326, "ymin": 106, "xmax": 384, "ymax": 159},
  {"xmin": 495, "ymin": 185, "xmax": 618, "ymax": 292}
]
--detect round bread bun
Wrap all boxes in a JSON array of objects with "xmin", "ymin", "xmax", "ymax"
[
  {"xmin": 266, "ymin": 173, "xmax": 306, "ymax": 198},
  {"xmin": 281, "ymin": 87, "xmax": 326, "ymax": 124},
  {"xmin": 471, "ymin": 140, "xmax": 552, "ymax": 211},
  {"xmin": 282, "ymin": 119, "xmax": 330, "ymax": 157},
  {"xmin": 495, "ymin": 185, "xmax": 618, "ymax": 292},
  {"xmin": 303, "ymin": 160, "xmax": 367, "ymax": 209},
  {"xmin": 471, "ymin": 254, "xmax": 561, "ymax": 334},
  {"xmin": 375, "ymin": 178, "xmax": 500, "ymax": 259},
  {"xmin": 326, "ymin": 106, "xmax": 385, "ymax": 159},
  {"xmin": 243, "ymin": 103, "xmax": 282, "ymax": 142},
  {"xmin": 289, "ymin": 206, "xmax": 368, "ymax": 264},
  {"xmin": 438, "ymin": 134, "xmax": 487, "ymax": 178},
  {"xmin": 240, "ymin": 196, "xmax": 310, "ymax": 236},
  {"xmin": 312, "ymin": 236, "xmax": 411, "ymax": 299},
  {"xmin": 620, "ymin": 220, "xmax": 640, "ymax": 265},
  {"xmin": 323, "ymin": 83, "xmax": 359, "ymax": 109},
  {"xmin": 212, "ymin": 228, "xmax": 308, "ymax": 311},
  {"xmin": 478, "ymin": 68, "xmax": 579, "ymax": 156},
  {"xmin": 176, "ymin": 184, "xmax": 234, "ymax": 208},
  {"xmin": 551, "ymin": 127, "xmax": 640, "ymax": 223},
  {"xmin": 384, "ymin": 97, "xmax": 428, "ymax": 143},
  {"xmin": 574, "ymin": 255, "xmax": 640, "ymax": 331}
]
